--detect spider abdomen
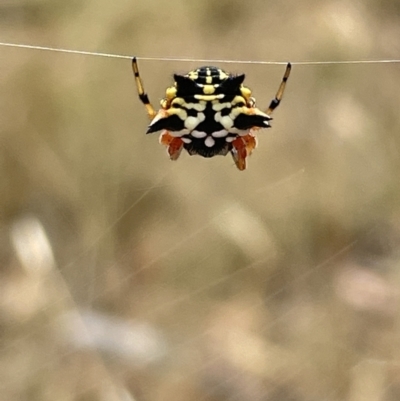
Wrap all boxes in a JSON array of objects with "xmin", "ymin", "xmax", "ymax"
[
  {"xmin": 146, "ymin": 89, "xmax": 271, "ymax": 158},
  {"xmin": 132, "ymin": 58, "xmax": 291, "ymax": 170}
]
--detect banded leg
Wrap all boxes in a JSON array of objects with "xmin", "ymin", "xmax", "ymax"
[
  {"xmin": 266, "ymin": 62, "xmax": 291, "ymax": 115},
  {"xmin": 132, "ymin": 57, "xmax": 157, "ymax": 120}
]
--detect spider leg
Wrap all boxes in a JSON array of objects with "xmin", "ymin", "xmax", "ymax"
[
  {"xmin": 265, "ymin": 62, "xmax": 291, "ymax": 115},
  {"xmin": 159, "ymin": 132, "xmax": 184, "ymax": 161},
  {"xmin": 230, "ymin": 134, "xmax": 257, "ymax": 171},
  {"xmin": 132, "ymin": 57, "xmax": 157, "ymax": 120}
]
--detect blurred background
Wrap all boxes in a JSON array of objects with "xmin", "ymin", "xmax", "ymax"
[{"xmin": 1, "ymin": 0, "xmax": 400, "ymax": 400}]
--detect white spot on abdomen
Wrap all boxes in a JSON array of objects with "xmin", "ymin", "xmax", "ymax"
[
  {"xmin": 185, "ymin": 102, "xmax": 206, "ymax": 111},
  {"xmin": 205, "ymin": 136, "xmax": 215, "ymax": 147},
  {"xmin": 184, "ymin": 116, "xmax": 199, "ymax": 130},
  {"xmin": 219, "ymin": 116, "xmax": 234, "ymax": 129},
  {"xmin": 191, "ymin": 130, "xmax": 207, "ymax": 138},
  {"xmin": 211, "ymin": 129, "xmax": 228, "ymax": 138},
  {"xmin": 212, "ymin": 102, "xmax": 231, "ymax": 112}
]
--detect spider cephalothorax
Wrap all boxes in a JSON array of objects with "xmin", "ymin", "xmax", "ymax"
[{"xmin": 132, "ymin": 58, "xmax": 291, "ymax": 170}]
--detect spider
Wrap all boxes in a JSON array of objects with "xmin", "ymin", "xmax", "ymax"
[{"xmin": 132, "ymin": 58, "xmax": 291, "ymax": 170}]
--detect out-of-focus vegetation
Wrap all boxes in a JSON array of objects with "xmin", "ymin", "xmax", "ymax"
[{"xmin": 1, "ymin": 1, "xmax": 400, "ymax": 400}]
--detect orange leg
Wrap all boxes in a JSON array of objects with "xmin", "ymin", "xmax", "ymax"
[
  {"xmin": 242, "ymin": 133, "xmax": 257, "ymax": 155},
  {"xmin": 231, "ymin": 134, "xmax": 257, "ymax": 171},
  {"xmin": 159, "ymin": 132, "xmax": 184, "ymax": 161}
]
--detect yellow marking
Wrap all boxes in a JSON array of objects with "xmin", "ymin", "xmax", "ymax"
[
  {"xmin": 171, "ymin": 98, "xmax": 185, "ymax": 106},
  {"xmin": 230, "ymin": 107, "xmax": 247, "ymax": 118},
  {"xmin": 159, "ymin": 107, "xmax": 187, "ymax": 120},
  {"xmin": 206, "ymin": 76, "xmax": 212, "ymax": 84},
  {"xmin": 220, "ymin": 115, "xmax": 234, "ymax": 129},
  {"xmin": 184, "ymin": 116, "xmax": 200, "ymax": 130},
  {"xmin": 166, "ymin": 107, "xmax": 187, "ymax": 120},
  {"xmin": 231, "ymin": 95, "xmax": 246, "ymax": 105},
  {"xmin": 218, "ymin": 70, "xmax": 228, "ymax": 80},
  {"xmin": 166, "ymin": 86, "xmax": 177, "ymax": 100},
  {"xmin": 230, "ymin": 106, "xmax": 269, "ymax": 119},
  {"xmin": 212, "ymin": 101, "xmax": 232, "ymax": 112},
  {"xmin": 214, "ymin": 112, "xmax": 234, "ymax": 129},
  {"xmin": 154, "ymin": 105, "xmax": 188, "ymax": 120},
  {"xmin": 183, "ymin": 101, "xmax": 206, "ymax": 111},
  {"xmin": 206, "ymin": 68, "xmax": 211, "ymax": 76},
  {"xmin": 197, "ymin": 113, "xmax": 205, "ymax": 123},
  {"xmin": 240, "ymin": 86, "xmax": 252, "ymax": 99},
  {"xmin": 194, "ymin": 94, "xmax": 224, "ymax": 101},
  {"xmin": 203, "ymin": 85, "xmax": 216, "ymax": 95}
]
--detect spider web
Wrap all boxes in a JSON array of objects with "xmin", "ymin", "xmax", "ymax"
[{"xmin": 2, "ymin": 2, "xmax": 400, "ymax": 401}]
